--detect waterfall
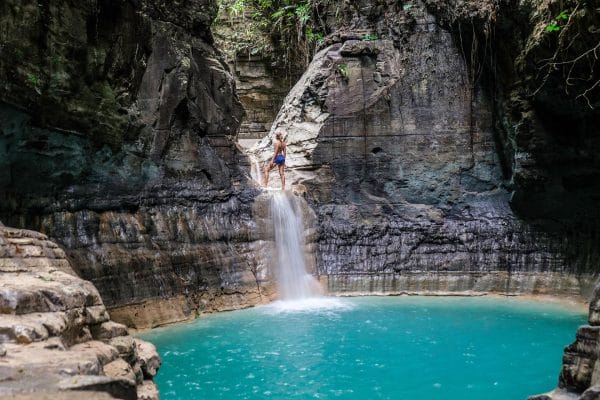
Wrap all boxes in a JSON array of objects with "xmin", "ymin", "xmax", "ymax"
[
  {"xmin": 250, "ymin": 156, "xmax": 262, "ymax": 185},
  {"xmin": 270, "ymin": 192, "xmax": 320, "ymax": 300}
]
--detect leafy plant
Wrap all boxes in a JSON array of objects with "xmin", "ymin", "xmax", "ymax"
[
  {"xmin": 556, "ymin": 10, "xmax": 569, "ymax": 21},
  {"xmin": 546, "ymin": 10, "xmax": 570, "ymax": 32},
  {"xmin": 305, "ymin": 27, "xmax": 324, "ymax": 45},
  {"xmin": 362, "ymin": 33, "xmax": 379, "ymax": 41},
  {"xmin": 337, "ymin": 63, "xmax": 349, "ymax": 80},
  {"xmin": 229, "ymin": 0, "xmax": 246, "ymax": 16},
  {"xmin": 27, "ymin": 73, "xmax": 41, "ymax": 93},
  {"xmin": 546, "ymin": 21, "xmax": 560, "ymax": 32},
  {"xmin": 217, "ymin": 0, "xmax": 327, "ymax": 68}
]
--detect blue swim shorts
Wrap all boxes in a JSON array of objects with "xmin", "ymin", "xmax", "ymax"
[{"xmin": 274, "ymin": 155, "xmax": 285, "ymax": 165}]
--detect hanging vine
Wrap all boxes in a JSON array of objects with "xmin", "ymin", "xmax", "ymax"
[
  {"xmin": 216, "ymin": 0, "xmax": 329, "ymax": 70},
  {"xmin": 529, "ymin": 0, "xmax": 599, "ymax": 109}
]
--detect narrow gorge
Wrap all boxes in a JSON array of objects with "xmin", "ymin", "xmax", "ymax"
[{"xmin": 0, "ymin": 0, "xmax": 599, "ymax": 399}]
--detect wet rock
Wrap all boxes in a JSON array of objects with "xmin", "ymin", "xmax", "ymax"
[
  {"xmin": 43, "ymin": 337, "xmax": 66, "ymax": 351},
  {"xmin": 559, "ymin": 326, "xmax": 600, "ymax": 392},
  {"xmin": 0, "ymin": 0, "xmax": 267, "ymax": 329},
  {"xmin": 251, "ymin": 1, "xmax": 596, "ymax": 297},
  {"xmin": 0, "ymin": 342, "xmax": 103, "ymax": 377},
  {"xmin": 588, "ymin": 285, "xmax": 600, "ymax": 326},
  {"xmin": 580, "ymin": 386, "xmax": 600, "ymax": 400},
  {"xmin": 213, "ymin": 3, "xmax": 305, "ymax": 140},
  {"xmin": 109, "ymin": 336, "xmax": 138, "ymax": 365},
  {"xmin": 528, "ymin": 388, "xmax": 579, "ymax": 400}
]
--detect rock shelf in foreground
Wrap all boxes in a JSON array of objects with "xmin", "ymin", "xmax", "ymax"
[
  {"xmin": 0, "ymin": 226, "xmax": 161, "ymax": 399},
  {"xmin": 530, "ymin": 283, "xmax": 600, "ymax": 400}
]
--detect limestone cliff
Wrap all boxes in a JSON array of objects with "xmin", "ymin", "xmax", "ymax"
[
  {"xmin": 252, "ymin": 0, "xmax": 599, "ymax": 295},
  {"xmin": 0, "ymin": 0, "xmax": 275, "ymax": 328},
  {"xmin": 0, "ymin": 0, "xmax": 598, "ymax": 331},
  {"xmin": 0, "ymin": 225, "xmax": 161, "ymax": 399},
  {"xmin": 213, "ymin": 3, "xmax": 304, "ymax": 139},
  {"xmin": 530, "ymin": 284, "xmax": 600, "ymax": 399}
]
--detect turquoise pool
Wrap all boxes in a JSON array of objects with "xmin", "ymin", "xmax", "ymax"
[{"xmin": 140, "ymin": 296, "xmax": 586, "ymax": 400}]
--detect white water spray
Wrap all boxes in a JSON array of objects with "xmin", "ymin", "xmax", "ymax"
[
  {"xmin": 270, "ymin": 192, "xmax": 321, "ymax": 300},
  {"xmin": 250, "ymin": 156, "xmax": 262, "ymax": 185}
]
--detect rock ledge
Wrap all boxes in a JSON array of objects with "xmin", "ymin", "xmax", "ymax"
[{"xmin": 0, "ymin": 226, "xmax": 161, "ymax": 399}]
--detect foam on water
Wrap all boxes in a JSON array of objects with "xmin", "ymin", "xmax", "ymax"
[{"xmin": 260, "ymin": 297, "xmax": 353, "ymax": 314}]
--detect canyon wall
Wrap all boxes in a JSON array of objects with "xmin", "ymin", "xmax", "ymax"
[
  {"xmin": 0, "ymin": 225, "xmax": 161, "ymax": 399},
  {"xmin": 530, "ymin": 283, "xmax": 600, "ymax": 399},
  {"xmin": 252, "ymin": 0, "xmax": 599, "ymax": 296},
  {"xmin": 0, "ymin": 0, "xmax": 598, "ymax": 330},
  {"xmin": 213, "ymin": 6, "xmax": 304, "ymax": 139},
  {"xmin": 0, "ymin": 0, "xmax": 276, "ymax": 328}
]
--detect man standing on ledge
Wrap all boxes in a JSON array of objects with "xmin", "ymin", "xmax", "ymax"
[{"xmin": 263, "ymin": 131, "xmax": 286, "ymax": 190}]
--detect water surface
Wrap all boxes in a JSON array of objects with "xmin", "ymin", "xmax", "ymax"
[{"xmin": 140, "ymin": 296, "xmax": 585, "ymax": 400}]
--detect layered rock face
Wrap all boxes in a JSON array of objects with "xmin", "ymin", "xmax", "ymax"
[
  {"xmin": 213, "ymin": 8, "xmax": 303, "ymax": 139},
  {"xmin": 530, "ymin": 285, "xmax": 600, "ymax": 400},
  {"xmin": 0, "ymin": 0, "xmax": 275, "ymax": 328},
  {"xmin": 0, "ymin": 226, "xmax": 160, "ymax": 399},
  {"xmin": 253, "ymin": 0, "xmax": 599, "ymax": 296},
  {"xmin": 0, "ymin": 0, "xmax": 597, "ymax": 334}
]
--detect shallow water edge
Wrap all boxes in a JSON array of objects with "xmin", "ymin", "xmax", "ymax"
[
  {"xmin": 139, "ymin": 296, "xmax": 588, "ymax": 400},
  {"xmin": 129, "ymin": 290, "xmax": 588, "ymax": 334}
]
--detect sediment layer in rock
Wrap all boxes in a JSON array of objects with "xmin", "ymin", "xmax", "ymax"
[{"xmin": 0, "ymin": 226, "xmax": 161, "ymax": 399}]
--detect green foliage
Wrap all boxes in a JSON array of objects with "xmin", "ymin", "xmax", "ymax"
[
  {"xmin": 556, "ymin": 10, "xmax": 569, "ymax": 21},
  {"xmin": 27, "ymin": 73, "xmax": 41, "ymax": 93},
  {"xmin": 295, "ymin": 3, "xmax": 311, "ymax": 25},
  {"xmin": 362, "ymin": 33, "xmax": 379, "ymax": 41},
  {"xmin": 337, "ymin": 63, "xmax": 349, "ymax": 80},
  {"xmin": 217, "ymin": 0, "xmax": 327, "ymax": 67},
  {"xmin": 229, "ymin": 0, "xmax": 246, "ymax": 15},
  {"xmin": 546, "ymin": 10, "xmax": 570, "ymax": 32},
  {"xmin": 305, "ymin": 27, "xmax": 324, "ymax": 45},
  {"xmin": 546, "ymin": 21, "xmax": 560, "ymax": 32}
]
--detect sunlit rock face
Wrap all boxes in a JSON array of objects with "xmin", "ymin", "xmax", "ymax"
[
  {"xmin": 252, "ymin": 0, "xmax": 599, "ymax": 295},
  {"xmin": 0, "ymin": 225, "xmax": 160, "ymax": 399},
  {"xmin": 0, "ymin": 0, "xmax": 276, "ymax": 328}
]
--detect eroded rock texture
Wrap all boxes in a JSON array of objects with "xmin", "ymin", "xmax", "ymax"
[
  {"xmin": 0, "ymin": 0, "xmax": 275, "ymax": 328},
  {"xmin": 252, "ymin": 0, "xmax": 599, "ymax": 295},
  {"xmin": 213, "ymin": 8, "xmax": 303, "ymax": 139},
  {"xmin": 0, "ymin": 0, "xmax": 597, "ymax": 329},
  {"xmin": 0, "ymin": 226, "xmax": 160, "ymax": 399},
  {"xmin": 530, "ymin": 284, "xmax": 600, "ymax": 400}
]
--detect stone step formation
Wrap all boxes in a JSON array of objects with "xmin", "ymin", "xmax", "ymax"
[
  {"xmin": 529, "ymin": 284, "xmax": 600, "ymax": 400},
  {"xmin": 0, "ymin": 226, "xmax": 161, "ymax": 400}
]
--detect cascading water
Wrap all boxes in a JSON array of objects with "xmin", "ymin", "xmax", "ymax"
[
  {"xmin": 250, "ymin": 156, "xmax": 262, "ymax": 184},
  {"xmin": 270, "ymin": 191, "xmax": 320, "ymax": 300}
]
